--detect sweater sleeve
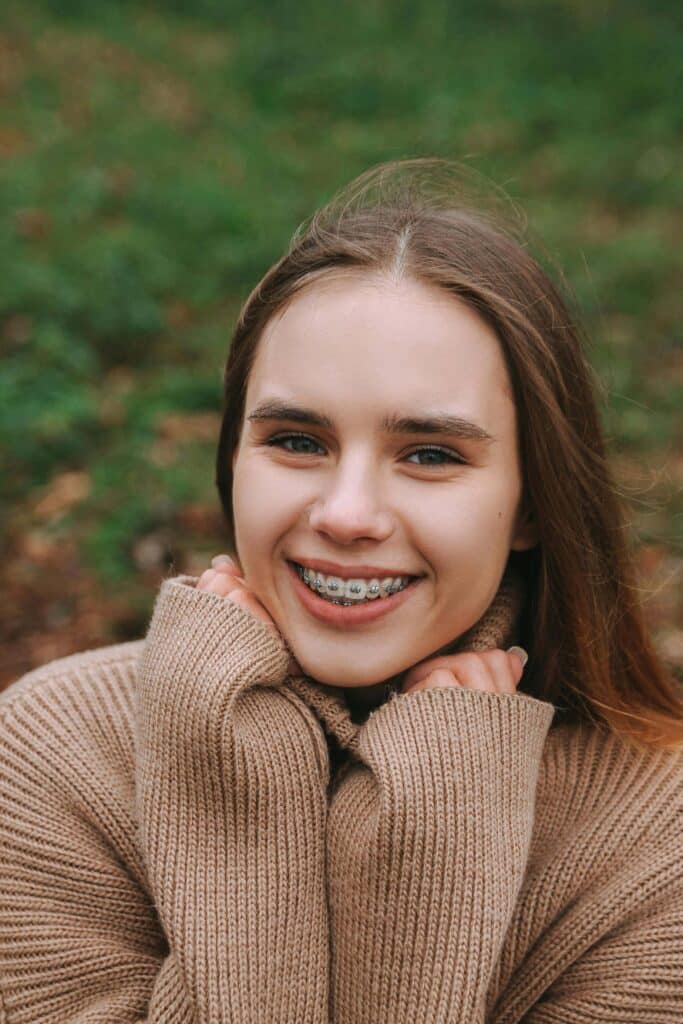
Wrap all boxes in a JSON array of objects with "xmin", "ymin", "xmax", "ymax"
[
  {"xmin": 0, "ymin": 666, "xmax": 169, "ymax": 1024},
  {"xmin": 521, "ymin": 842, "xmax": 683, "ymax": 1022},
  {"xmin": 134, "ymin": 576, "xmax": 331, "ymax": 1023},
  {"xmin": 0, "ymin": 577, "xmax": 331, "ymax": 1024},
  {"xmin": 327, "ymin": 684, "xmax": 555, "ymax": 1024}
]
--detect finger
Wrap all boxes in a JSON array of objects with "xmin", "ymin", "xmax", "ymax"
[
  {"xmin": 401, "ymin": 654, "xmax": 463, "ymax": 691},
  {"xmin": 224, "ymin": 587, "xmax": 256, "ymax": 611},
  {"xmin": 477, "ymin": 649, "xmax": 519, "ymax": 695},
  {"xmin": 201, "ymin": 578, "xmax": 267, "ymax": 623},
  {"xmin": 211, "ymin": 555, "xmax": 244, "ymax": 578},
  {"xmin": 197, "ymin": 569, "xmax": 244, "ymax": 598},
  {"xmin": 402, "ymin": 644, "xmax": 528, "ymax": 696},
  {"xmin": 404, "ymin": 667, "xmax": 460, "ymax": 695},
  {"xmin": 211, "ymin": 553, "xmax": 234, "ymax": 567},
  {"xmin": 506, "ymin": 646, "xmax": 528, "ymax": 686},
  {"xmin": 197, "ymin": 568, "xmax": 217, "ymax": 590},
  {"xmin": 448, "ymin": 653, "xmax": 498, "ymax": 693},
  {"xmin": 403, "ymin": 651, "xmax": 496, "ymax": 692}
]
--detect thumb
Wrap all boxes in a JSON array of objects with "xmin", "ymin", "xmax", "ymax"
[
  {"xmin": 506, "ymin": 646, "xmax": 528, "ymax": 684},
  {"xmin": 212, "ymin": 553, "xmax": 244, "ymax": 578}
]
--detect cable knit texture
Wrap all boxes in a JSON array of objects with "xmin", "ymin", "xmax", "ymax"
[{"xmin": 0, "ymin": 573, "xmax": 682, "ymax": 1022}]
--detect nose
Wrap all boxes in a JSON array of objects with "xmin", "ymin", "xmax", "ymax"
[{"xmin": 307, "ymin": 453, "xmax": 394, "ymax": 544}]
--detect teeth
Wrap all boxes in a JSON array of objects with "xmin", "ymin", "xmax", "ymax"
[
  {"xmin": 380, "ymin": 577, "xmax": 401, "ymax": 598},
  {"xmin": 296, "ymin": 564, "xmax": 412, "ymax": 603},
  {"xmin": 343, "ymin": 578, "xmax": 368, "ymax": 600},
  {"xmin": 324, "ymin": 576, "xmax": 352, "ymax": 598}
]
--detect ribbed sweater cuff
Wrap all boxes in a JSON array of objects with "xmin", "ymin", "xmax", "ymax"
[
  {"xmin": 364, "ymin": 683, "xmax": 555, "ymax": 783},
  {"xmin": 140, "ymin": 574, "xmax": 291, "ymax": 691},
  {"xmin": 358, "ymin": 685, "xmax": 555, "ymax": 883}
]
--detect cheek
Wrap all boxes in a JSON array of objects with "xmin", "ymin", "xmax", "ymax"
[
  {"xmin": 426, "ymin": 488, "xmax": 515, "ymax": 544},
  {"xmin": 232, "ymin": 461, "xmax": 299, "ymax": 557},
  {"xmin": 419, "ymin": 484, "xmax": 520, "ymax": 588},
  {"xmin": 231, "ymin": 463, "xmax": 266, "ymax": 556}
]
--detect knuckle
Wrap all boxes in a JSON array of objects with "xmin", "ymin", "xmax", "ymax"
[
  {"xmin": 428, "ymin": 668, "xmax": 457, "ymax": 687},
  {"xmin": 211, "ymin": 575, "xmax": 234, "ymax": 593},
  {"xmin": 454, "ymin": 651, "xmax": 484, "ymax": 669},
  {"xmin": 487, "ymin": 649, "xmax": 510, "ymax": 669}
]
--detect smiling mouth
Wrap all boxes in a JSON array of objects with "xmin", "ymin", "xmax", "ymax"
[{"xmin": 289, "ymin": 561, "xmax": 417, "ymax": 605}]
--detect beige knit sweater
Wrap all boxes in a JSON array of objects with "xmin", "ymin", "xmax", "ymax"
[{"xmin": 0, "ymin": 575, "xmax": 681, "ymax": 1023}]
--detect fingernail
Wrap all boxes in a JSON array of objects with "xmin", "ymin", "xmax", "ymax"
[
  {"xmin": 212, "ymin": 554, "xmax": 234, "ymax": 568},
  {"xmin": 507, "ymin": 645, "xmax": 528, "ymax": 668}
]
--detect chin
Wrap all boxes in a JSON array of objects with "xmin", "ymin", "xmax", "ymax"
[{"xmin": 295, "ymin": 656, "xmax": 402, "ymax": 690}]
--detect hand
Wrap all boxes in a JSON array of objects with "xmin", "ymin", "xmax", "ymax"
[
  {"xmin": 399, "ymin": 646, "xmax": 528, "ymax": 697},
  {"xmin": 197, "ymin": 554, "xmax": 302, "ymax": 677}
]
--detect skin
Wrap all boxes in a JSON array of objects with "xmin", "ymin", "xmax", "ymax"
[
  {"xmin": 200, "ymin": 273, "xmax": 537, "ymax": 704},
  {"xmin": 198, "ymin": 558, "xmax": 527, "ymax": 699}
]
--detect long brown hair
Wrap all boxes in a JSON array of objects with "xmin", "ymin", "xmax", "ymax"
[{"xmin": 215, "ymin": 159, "xmax": 683, "ymax": 753}]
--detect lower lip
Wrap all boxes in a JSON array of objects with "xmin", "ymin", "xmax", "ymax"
[{"xmin": 286, "ymin": 561, "xmax": 422, "ymax": 626}]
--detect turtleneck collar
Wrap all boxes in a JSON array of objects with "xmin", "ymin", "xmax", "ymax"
[{"xmin": 285, "ymin": 563, "xmax": 525, "ymax": 761}]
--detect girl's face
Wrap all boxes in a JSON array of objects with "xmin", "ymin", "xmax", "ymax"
[{"xmin": 231, "ymin": 273, "xmax": 537, "ymax": 689}]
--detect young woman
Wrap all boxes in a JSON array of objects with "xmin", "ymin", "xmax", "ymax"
[{"xmin": 1, "ymin": 160, "xmax": 681, "ymax": 1023}]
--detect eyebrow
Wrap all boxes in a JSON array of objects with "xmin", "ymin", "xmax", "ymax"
[{"xmin": 246, "ymin": 399, "xmax": 496, "ymax": 444}]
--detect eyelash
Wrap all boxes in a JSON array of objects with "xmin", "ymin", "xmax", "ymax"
[{"xmin": 264, "ymin": 432, "xmax": 468, "ymax": 467}]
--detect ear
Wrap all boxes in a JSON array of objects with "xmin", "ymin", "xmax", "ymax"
[{"xmin": 510, "ymin": 505, "xmax": 539, "ymax": 551}]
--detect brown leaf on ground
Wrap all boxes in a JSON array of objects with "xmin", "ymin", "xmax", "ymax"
[
  {"xmin": 165, "ymin": 300, "xmax": 195, "ymax": 329},
  {"xmin": 156, "ymin": 411, "xmax": 221, "ymax": 441},
  {"xmin": 32, "ymin": 471, "xmax": 91, "ymax": 521},
  {"xmin": 14, "ymin": 208, "xmax": 52, "ymax": 241},
  {"xmin": 0, "ymin": 534, "xmax": 145, "ymax": 692},
  {"xmin": 176, "ymin": 501, "xmax": 225, "ymax": 535}
]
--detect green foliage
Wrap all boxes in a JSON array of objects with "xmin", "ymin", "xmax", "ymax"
[{"xmin": 1, "ymin": 0, "xmax": 681, "ymax": 592}]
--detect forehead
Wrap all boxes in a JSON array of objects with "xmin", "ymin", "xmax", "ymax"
[{"xmin": 247, "ymin": 274, "xmax": 514, "ymax": 422}]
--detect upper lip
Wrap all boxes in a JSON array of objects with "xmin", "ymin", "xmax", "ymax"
[{"xmin": 289, "ymin": 557, "xmax": 421, "ymax": 580}]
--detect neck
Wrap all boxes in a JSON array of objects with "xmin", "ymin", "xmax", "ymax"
[{"xmin": 344, "ymin": 673, "xmax": 403, "ymax": 723}]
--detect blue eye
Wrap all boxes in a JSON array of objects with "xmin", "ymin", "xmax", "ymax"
[
  {"xmin": 265, "ymin": 433, "xmax": 467, "ymax": 467},
  {"xmin": 405, "ymin": 446, "xmax": 467, "ymax": 467},
  {"xmin": 266, "ymin": 433, "xmax": 325, "ymax": 455}
]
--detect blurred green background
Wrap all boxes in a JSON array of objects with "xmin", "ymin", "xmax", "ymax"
[{"xmin": 1, "ymin": 0, "xmax": 681, "ymax": 688}]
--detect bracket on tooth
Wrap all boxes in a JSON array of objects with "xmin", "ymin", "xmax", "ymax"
[{"xmin": 297, "ymin": 563, "xmax": 409, "ymax": 602}]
